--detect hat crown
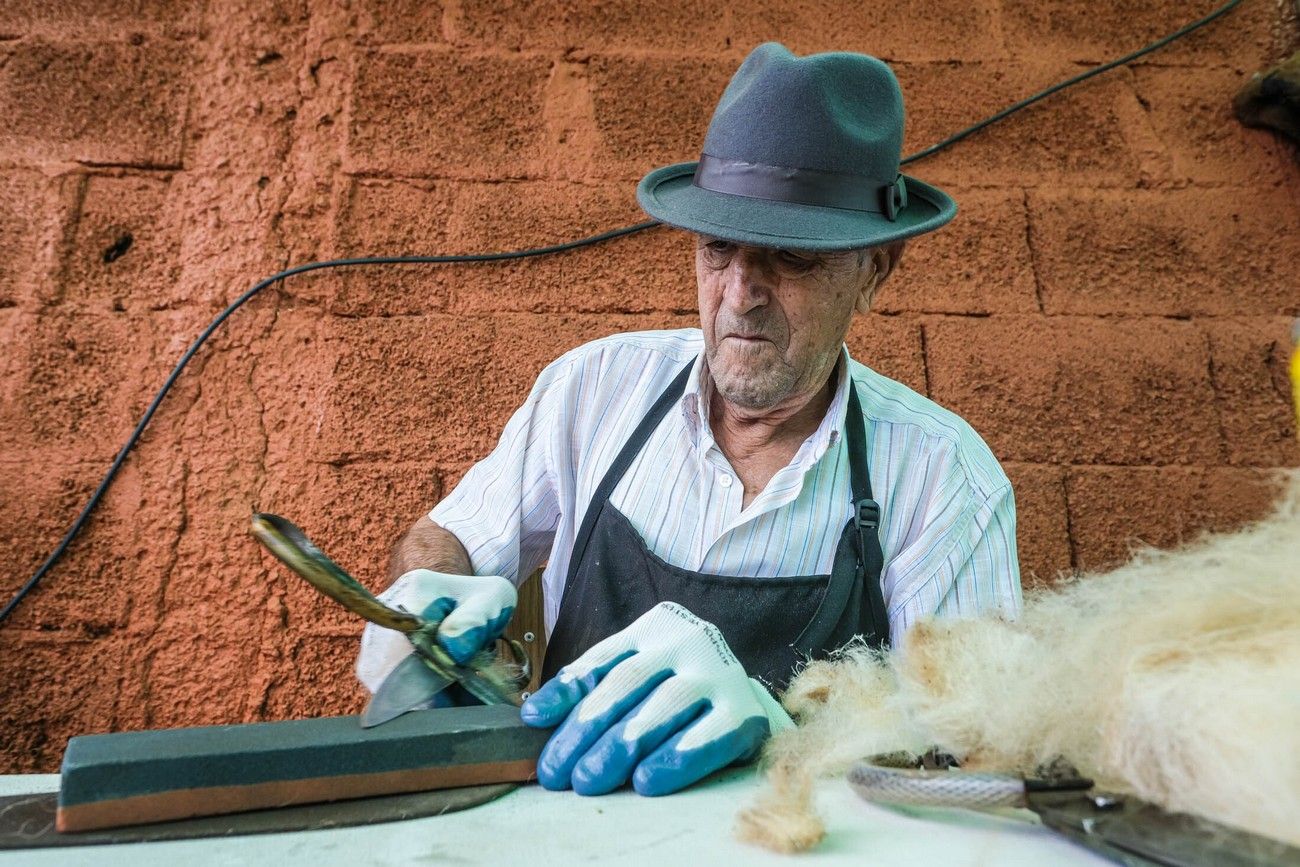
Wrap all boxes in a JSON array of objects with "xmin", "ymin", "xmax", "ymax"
[{"xmin": 702, "ymin": 43, "xmax": 904, "ymax": 182}]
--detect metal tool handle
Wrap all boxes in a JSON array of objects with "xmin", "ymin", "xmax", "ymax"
[
  {"xmin": 847, "ymin": 760, "xmax": 1028, "ymax": 810},
  {"xmin": 250, "ymin": 512, "xmax": 423, "ymax": 633}
]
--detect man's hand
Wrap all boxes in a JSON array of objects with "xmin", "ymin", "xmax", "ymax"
[
  {"xmin": 356, "ymin": 569, "xmax": 516, "ymax": 692},
  {"xmin": 520, "ymin": 602, "xmax": 793, "ymax": 796}
]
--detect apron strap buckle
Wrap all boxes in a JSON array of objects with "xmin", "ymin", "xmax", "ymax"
[{"xmin": 853, "ymin": 499, "xmax": 880, "ymax": 531}]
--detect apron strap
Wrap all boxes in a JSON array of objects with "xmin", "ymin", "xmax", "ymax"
[
  {"xmin": 564, "ymin": 363, "xmax": 693, "ymax": 585},
  {"xmin": 844, "ymin": 385, "xmax": 890, "ymax": 649},
  {"xmin": 562, "ymin": 357, "xmax": 889, "ymax": 651}
]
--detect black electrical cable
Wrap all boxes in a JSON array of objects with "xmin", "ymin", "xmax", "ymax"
[
  {"xmin": 0, "ymin": 223, "xmax": 657, "ymax": 625},
  {"xmin": 0, "ymin": 0, "xmax": 1244, "ymax": 625}
]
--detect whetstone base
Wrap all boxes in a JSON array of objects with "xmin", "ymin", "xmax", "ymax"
[{"xmin": 57, "ymin": 704, "xmax": 548, "ymax": 833}]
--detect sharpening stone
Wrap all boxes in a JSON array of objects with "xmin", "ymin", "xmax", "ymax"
[{"xmin": 57, "ymin": 704, "xmax": 549, "ymax": 832}]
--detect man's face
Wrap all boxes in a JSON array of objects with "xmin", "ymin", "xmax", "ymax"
[{"xmin": 695, "ymin": 236, "xmax": 879, "ymax": 410}]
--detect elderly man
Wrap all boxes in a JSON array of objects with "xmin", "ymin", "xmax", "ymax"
[{"xmin": 357, "ymin": 43, "xmax": 1020, "ymax": 798}]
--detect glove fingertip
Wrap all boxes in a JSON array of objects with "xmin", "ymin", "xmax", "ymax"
[
  {"xmin": 533, "ymin": 741, "xmax": 575, "ymax": 791},
  {"xmin": 520, "ymin": 682, "xmax": 575, "ymax": 728},
  {"xmin": 436, "ymin": 631, "xmax": 482, "ymax": 666},
  {"xmin": 631, "ymin": 763, "xmax": 678, "ymax": 797},
  {"xmin": 535, "ymin": 764, "xmax": 572, "ymax": 791},
  {"xmin": 490, "ymin": 606, "xmax": 514, "ymax": 638},
  {"xmin": 632, "ymin": 716, "xmax": 770, "ymax": 796}
]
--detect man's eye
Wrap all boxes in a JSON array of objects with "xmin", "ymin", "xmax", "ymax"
[
  {"xmin": 778, "ymin": 251, "xmax": 815, "ymax": 270},
  {"xmin": 706, "ymin": 241, "xmax": 733, "ymax": 253}
]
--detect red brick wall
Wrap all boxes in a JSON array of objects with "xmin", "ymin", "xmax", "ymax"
[{"xmin": 1, "ymin": 1, "xmax": 1297, "ymax": 772}]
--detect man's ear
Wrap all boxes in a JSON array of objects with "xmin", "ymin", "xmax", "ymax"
[{"xmin": 854, "ymin": 241, "xmax": 906, "ymax": 314}]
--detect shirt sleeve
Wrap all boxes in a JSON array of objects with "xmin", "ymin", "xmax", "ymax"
[
  {"xmin": 427, "ymin": 357, "xmax": 571, "ymax": 586},
  {"xmin": 887, "ymin": 481, "xmax": 1023, "ymax": 635}
]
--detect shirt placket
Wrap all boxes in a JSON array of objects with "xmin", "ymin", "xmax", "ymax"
[{"xmin": 695, "ymin": 446, "xmax": 744, "ymax": 569}]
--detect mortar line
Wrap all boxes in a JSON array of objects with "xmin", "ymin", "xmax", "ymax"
[
  {"xmin": 1020, "ymin": 187, "xmax": 1047, "ymax": 313},
  {"xmin": 918, "ymin": 320, "xmax": 933, "ymax": 397},
  {"xmin": 1202, "ymin": 325, "xmax": 1232, "ymax": 466},
  {"xmin": 1060, "ymin": 468, "xmax": 1080, "ymax": 573}
]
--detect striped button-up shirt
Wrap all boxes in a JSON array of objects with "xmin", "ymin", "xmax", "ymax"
[{"xmin": 429, "ymin": 329, "xmax": 1021, "ymax": 638}]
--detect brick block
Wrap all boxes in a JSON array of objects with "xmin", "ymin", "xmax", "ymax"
[
  {"xmin": 141, "ymin": 610, "xmax": 266, "ymax": 729},
  {"xmin": 730, "ymin": 0, "xmax": 1005, "ymax": 62},
  {"xmin": 873, "ymin": 187, "xmax": 1039, "ymax": 315},
  {"xmin": 588, "ymin": 55, "xmax": 736, "ymax": 178},
  {"xmin": 1132, "ymin": 65, "xmax": 1297, "ymax": 188},
  {"xmin": 448, "ymin": 181, "xmax": 695, "ymax": 314},
  {"xmin": 0, "ymin": 169, "xmax": 56, "ymax": 307},
  {"xmin": 171, "ymin": 173, "xmax": 290, "ymax": 308},
  {"xmin": 485, "ymin": 310, "xmax": 697, "ymax": 441},
  {"xmin": 845, "ymin": 314, "xmax": 927, "ymax": 395},
  {"xmin": 0, "ymin": 453, "xmax": 115, "ymax": 626},
  {"xmin": 318, "ymin": 178, "xmax": 458, "ymax": 315},
  {"xmin": 1028, "ymin": 187, "xmax": 1300, "ymax": 317},
  {"xmin": 0, "ymin": 308, "xmax": 21, "ymax": 400},
  {"xmin": 1001, "ymin": 462, "xmax": 1072, "ymax": 585},
  {"xmin": 925, "ymin": 316, "xmax": 1221, "ymax": 465},
  {"xmin": 894, "ymin": 62, "xmax": 1163, "ymax": 188},
  {"xmin": 0, "ymin": 41, "xmax": 190, "ymax": 167},
  {"xmin": 315, "ymin": 314, "xmax": 496, "ymax": 465},
  {"xmin": 249, "ymin": 311, "xmax": 339, "ymax": 470},
  {"xmin": 1000, "ymin": 0, "xmax": 1283, "ymax": 71},
  {"xmin": 1066, "ymin": 465, "xmax": 1280, "ymax": 572},
  {"xmin": 0, "ymin": 309, "xmax": 209, "ymax": 460},
  {"xmin": 347, "ymin": 49, "xmax": 551, "ymax": 178},
  {"xmin": 56, "ymin": 174, "xmax": 181, "ymax": 311},
  {"xmin": 0, "ymin": 310, "xmax": 194, "ymax": 635},
  {"xmin": 355, "ymin": 0, "xmax": 445, "ymax": 44},
  {"xmin": 453, "ymin": 0, "xmax": 725, "ymax": 51},
  {"xmin": 0, "ymin": 634, "xmax": 127, "ymax": 773},
  {"xmin": 315, "ymin": 312, "xmax": 694, "ymax": 466},
  {"xmin": 0, "ymin": 0, "xmax": 203, "ymax": 39},
  {"xmin": 1204, "ymin": 318, "xmax": 1300, "ymax": 467},
  {"xmin": 0, "ymin": 430, "xmax": 190, "ymax": 637},
  {"xmin": 261, "ymin": 636, "xmax": 367, "ymax": 720}
]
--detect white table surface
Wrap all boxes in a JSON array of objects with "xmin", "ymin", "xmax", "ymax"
[{"xmin": 0, "ymin": 768, "xmax": 1111, "ymax": 866}]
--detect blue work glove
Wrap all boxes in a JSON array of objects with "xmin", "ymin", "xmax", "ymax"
[
  {"xmin": 356, "ymin": 569, "xmax": 516, "ymax": 700},
  {"xmin": 520, "ymin": 601, "xmax": 793, "ymax": 796}
]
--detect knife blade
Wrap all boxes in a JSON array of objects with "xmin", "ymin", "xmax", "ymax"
[
  {"xmin": 361, "ymin": 653, "xmax": 456, "ymax": 728},
  {"xmin": 1027, "ymin": 788, "xmax": 1300, "ymax": 867}
]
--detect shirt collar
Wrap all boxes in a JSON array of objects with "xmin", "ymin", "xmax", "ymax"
[{"xmin": 680, "ymin": 345, "xmax": 853, "ymax": 466}]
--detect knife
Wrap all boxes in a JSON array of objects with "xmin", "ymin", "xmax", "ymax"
[{"xmin": 250, "ymin": 512, "xmax": 526, "ymax": 726}]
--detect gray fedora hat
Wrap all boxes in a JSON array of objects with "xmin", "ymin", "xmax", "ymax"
[{"xmin": 637, "ymin": 42, "xmax": 957, "ymax": 252}]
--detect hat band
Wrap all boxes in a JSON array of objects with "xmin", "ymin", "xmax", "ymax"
[{"xmin": 693, "ymin": 154, "xmax": 908, "ymax": 220}]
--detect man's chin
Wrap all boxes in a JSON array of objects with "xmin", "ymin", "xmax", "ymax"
[{"xmin": 713, "ymin": 371, "xmax": 793, "ymax": 410}]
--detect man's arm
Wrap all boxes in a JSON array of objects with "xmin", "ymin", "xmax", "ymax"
[
  {"xmin": 360, "ymin": 517, "xmax": 517, "ymax": 688},
  {"xmin": 385, "ymin": 516, "xmax": 474, "ymax": 588}
]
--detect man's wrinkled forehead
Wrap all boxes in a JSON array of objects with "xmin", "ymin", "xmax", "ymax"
[{"xmin": 693, "ymin": 233, "xmax": 856, "ymax": 260}]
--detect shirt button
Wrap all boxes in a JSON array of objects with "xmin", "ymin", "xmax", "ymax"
[{"xmin": 718, "ymin": 473, "xmax": 733, "ymax": 488}]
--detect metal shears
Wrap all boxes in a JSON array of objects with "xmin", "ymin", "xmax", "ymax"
[
  {"xmin": 848, "ymin": 756, "xmax": 1300, "ymax": 866},
  {"xmin": 250, "ymin": 513, "xmax": 529, "ymax": 727}
]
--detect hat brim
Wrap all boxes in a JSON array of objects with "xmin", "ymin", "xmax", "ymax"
[{"xmin": 636, "ymin": 162, "xmax": 957, "ymax": 252}]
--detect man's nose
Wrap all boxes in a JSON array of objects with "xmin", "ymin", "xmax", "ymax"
[{"xmin": 722, "ymin": 249, "xmax": 774, "ymax": 312}]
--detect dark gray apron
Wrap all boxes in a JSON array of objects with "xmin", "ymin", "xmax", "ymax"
[{"xmin": 541, "ymin": 363, "xmax": 888, "ymax": 690}]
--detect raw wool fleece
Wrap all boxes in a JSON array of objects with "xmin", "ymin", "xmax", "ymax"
[{"xmin": 737, "ymin": 469, "xmax": 1300, "ymax": 853}]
